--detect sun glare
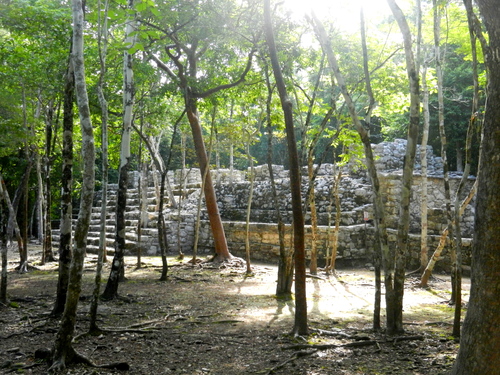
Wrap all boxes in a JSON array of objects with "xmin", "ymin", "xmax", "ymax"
[{"xmin": 283, "ymin": 0, "xmax": 393, "ymax": 33}]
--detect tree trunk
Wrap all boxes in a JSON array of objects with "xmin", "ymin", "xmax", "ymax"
[
  {"xmin": 307, "ymin": 152, "xmax": 318, "ymax": 275},
  {"xmin": 97, "ymin": 0, "xmax": 110, "ymax": 263},
  {"xmin": 360, "ymin": 9, "xmax": 382, "ymax": 329},
  {"xmin": 312, "ymin": 12, "xmax": 390, "ymax": 333},
  {"xmin": 433, "ymin": 0, "xmax": 456, "ymax": 304},
  {"xmin": 44, "ymin": 107, "xmax": 55, "ymax": 263},
  {"xmin": 0, "ymin": 181, "xmax": 9, "ymax": 305},
  {"xmin": 52, "ymin": 56, "xmax": 75, "ymax": 317},
  {"xmin": 244, "ymin": 142, "xmax": 255, "ymax": 275},
  {"xmin": 19, "ymin": 160, "xmax": 31, "ymax": 273},
  {"xmin": 89, "ymin": 0, "xmax": 110, "ymax": 331},
  {"xmin": 0, "ymin": 175, "xmax": 26, "ymax": 275},
  {"xmin": 6, "ymin": 160, "xmax": 31, "ymax": 250},
  {"xmin": 264, "ymin": 0, "xmax": 308, "ymax": 336},
  {"xmin": 325, "ymin": 168, "xmax": 342, "ymax": 274},
  {"xmin": 451, "ymin": 0, "xmax": 482, "ymax": 338},
  {"xmin": 263, "ymin": 66, "xmax": 292, "ymax": 298},
  {"xmin": 158, "ymin": 171, "xmax": 169, "ymax": 281},
  {"xmin": 185, "ymin": 97, "xmax": 232, "ymax": 261},
  {"xmin": 419, "ymin": 60, "xmax": 430, "ymax": 273},
  {"xmin": 137, "ymin": 142, "xmax": 149, "ymax": 267},
  {"xmin": 387, "ymin": 0, "xmax": 420, "ymax": 335},
  {"xmin": 177, "ymin": 133, "xmax": 187, "ymax": 256},
  {"xmin": 50, "ymin": 0, "xmax": 95, "ymax": 368},
  {"xmin": 35, "ymin": 149, "xmax": 46, "ymax": 262},
  {"xmin": 451, "ymin": 2, "xmax": 500, "ymax": 372},
  {"xmin": 102, "ymin": 1, "xmax": 135, "ymax": 300}
]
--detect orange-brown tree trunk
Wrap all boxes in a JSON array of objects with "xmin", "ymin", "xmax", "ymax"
[{"xmin": 186, "ymin": 99, "xmax": 231, "ymax": 261}]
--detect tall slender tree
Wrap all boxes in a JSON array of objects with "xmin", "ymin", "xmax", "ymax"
[
  {"xmin": 451, "ymin": 0, "xmax": 500, "ymax": 372},
  {"xmin": 386, "ymin": 0, "xmax": 420, "ymax": 335},
  {"xmin": 0, "ymin": 178, "xmax": 9, "ymax": 306},
  {"xmin": 50, "ymin": 0, "xmax": 95, "ymax": 368},
  {"xmin": 260, "ymin": 62, "xmax": 293, "ymax": 298},
  {"xmin": 89, "ymin": 0, "xmax": 110, "ymax": 331},
  {"xmin": 311, "ymin": 11, "xmax": 390, "ymax": 332},
  {"xmin": 52, "ymin": 54, "xmax": 75, "ymax": 317},
  {"xmin": 102, "ymin": 0, "xmax": 135, "ymax": 300},
  {"xmin": 264, "ymin": 0, "xmax": 308, "ymax": 336}
]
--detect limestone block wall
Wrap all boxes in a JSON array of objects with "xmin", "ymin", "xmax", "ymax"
[
  {"xmin": 195, "ymin": 222, "xmax": 472, "ymax": 269},
  {"xmin": 378, "ymin": 173, "xmax": 476, "ymax": 237},
  {"xmin": 187, "ymin": 139, "xmax": 476, "ymax": 269},
  {"xmin": 74, "ymin": 139, "xmax": 475, "ymax": 271},
  {"xmin": 197, "ymin": 222, "xmax": 373, "ymax": 265}
]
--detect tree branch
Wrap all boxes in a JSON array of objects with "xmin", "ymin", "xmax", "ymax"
[{"xmin": 193, "ymin": 50, "xmax": 255, "ymax": 98}]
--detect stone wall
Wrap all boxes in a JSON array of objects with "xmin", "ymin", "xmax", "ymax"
[
  {"xmin": 195, "ymin": 222, "xmax": 472, "ymax": 268},
  {"xmin": 187, "ymin": 139, "xmax": 475, "ymax": 270},
  {"xmin": 85, "ymin": 139, "xmax": 475, "ymax": 271}
]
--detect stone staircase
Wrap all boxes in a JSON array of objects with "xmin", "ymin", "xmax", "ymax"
[
  {"xmin": 52, "ymin": 182, "xmax": 171, "ymax": 256},
  {"xmin": 52, "ymin": 168, "xmax": 215, "ymax": 257},
  {"xmin": 84, "ymin": 184, "xmax": 164, "ymax": 255}
]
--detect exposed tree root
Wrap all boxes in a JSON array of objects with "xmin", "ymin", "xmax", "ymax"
[
  {"xmin": 204, "ymin": 255, "xmax": 245, "ymax": 268},
  {"xmin": 40, "ymin": 345, "xmax": 130, "ymax": 373}
]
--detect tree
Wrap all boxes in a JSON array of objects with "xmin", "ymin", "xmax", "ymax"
[
  {"xmin": 50, "ymin": 0, "xmax": 95, "ymax": 369},
  {"xmin": 0, "ymin": 177, "xmax": 9, "ymax": 306},
  {"xmin": 311, "ymin": 11, "xmax": 390, "ymax": 333},
  {"xmin": 89, "ymin": 0, "xmax": 110, "ymax": 331},
  {"xmin": 386, "ymin": 0, "xmax": 420, "ymax": 335},
  {"xmin": 264, "ymin": 0, "xmax": 308, "ymax": 336},
  {"xmin": 262, "ymin": 63, "xmax": 293, "ymax": 298},
  {"xmin": 432, "ymin": 0, "xmax": 457, "ymax": 305},
  {"xmin": 52, "ymin": 55, "xmax": 75, "ymax": 317},
  {"xmin": 144, "ymin": 0, "xmax": 256, "ymax": 261},
  {"xmin": 450, "ymin": 0, "xmax": 500, "ymax": 373},
  {"xmin": 102, "ymin": 0, "xmax": 136, "ymax": 300},
  {"xmin": 419, "ymin": 55, "xmax": 430, "ymax": 273}
]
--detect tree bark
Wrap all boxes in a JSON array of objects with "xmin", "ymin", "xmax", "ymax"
[
  {"xmin": 52, "ymin": 55, "xmax": 75, "ymax": 317},
  {"xmin": 311, "ymin": 12, "xmax": 390, "ymax": 333},
  {"xmin": 185, "ymin": 97, "xmax": 232, "ymax": 261},
  {"xmin": 102, "ymin": 0, "xmax": 135, "ymax": 299},
  {"xmin": 433, "ymin": 0, "xmax": 456, "ymax": 304},
  {"xmin": 244, "ymin": 140, "xmax": 255, "ymax": 275},
  {"xmin": 386, "ymin": 0, "xmax": 420, "ymax": 335},
  {"xmin": 158, "ymin": 171, "xmax": 169, "ymax": 280},
  {"xmin": 0, "ymin": 174, "xmax": 26, "ymax": 275},
  {"xmin": 307, "ymin": 154, "xmax": 318, "ymax": 275},
  {"xmin": 0, "ymin": 180, "xmax": 9, "ymax": 305},
  {"xmin": 451, "ymin": 1, "xmax": 500, "ymax": 372},
  {"xmin": 263, "ymin": 66, "xmax": 292, "ymax": 298},
  {"xmin": 264, "ymin": 0, "xmax": 308, "ymax": 336},
  {"xmin": 420, "ymin": 59, "xmax": 430, "ymax": 273},
  {"xmin": 89, "ymin": 0, "xmax": 110, "ymax": 331},
  {"xmin": 44, "ymin": 106, "xmax": 55, "ymax": 263},
  {"xmin": 360, "ymin": 9, "xmax": 382, "ymax": 329},
  {"xmin": 50, "ymin": 0, "xmax": 95, "ymax": 369}
]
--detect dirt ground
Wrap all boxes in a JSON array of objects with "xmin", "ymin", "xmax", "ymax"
[{"xmin": 0, "ymin": 245, "xmax": 468, "ymax": 374}]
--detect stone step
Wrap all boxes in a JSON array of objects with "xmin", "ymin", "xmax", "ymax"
[
  {"xmin": 85, "ymin": 244, "xmax": 115, "ymax": 256},
  {"xmin": 54, "ymin": 179, "xmax": 191, "ymax": 258},
  {"xmin": 88, "ymin": 224, "xmax": 115, "ymax": 232},
  {"xmin": 86, "ymin": 235, "xmax": 138, "ymax": 249}
]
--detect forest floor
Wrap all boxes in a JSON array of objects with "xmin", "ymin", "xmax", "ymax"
[{"xmin": 1, "ymin": 245, "xmax": 468, "ymax": 375}]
